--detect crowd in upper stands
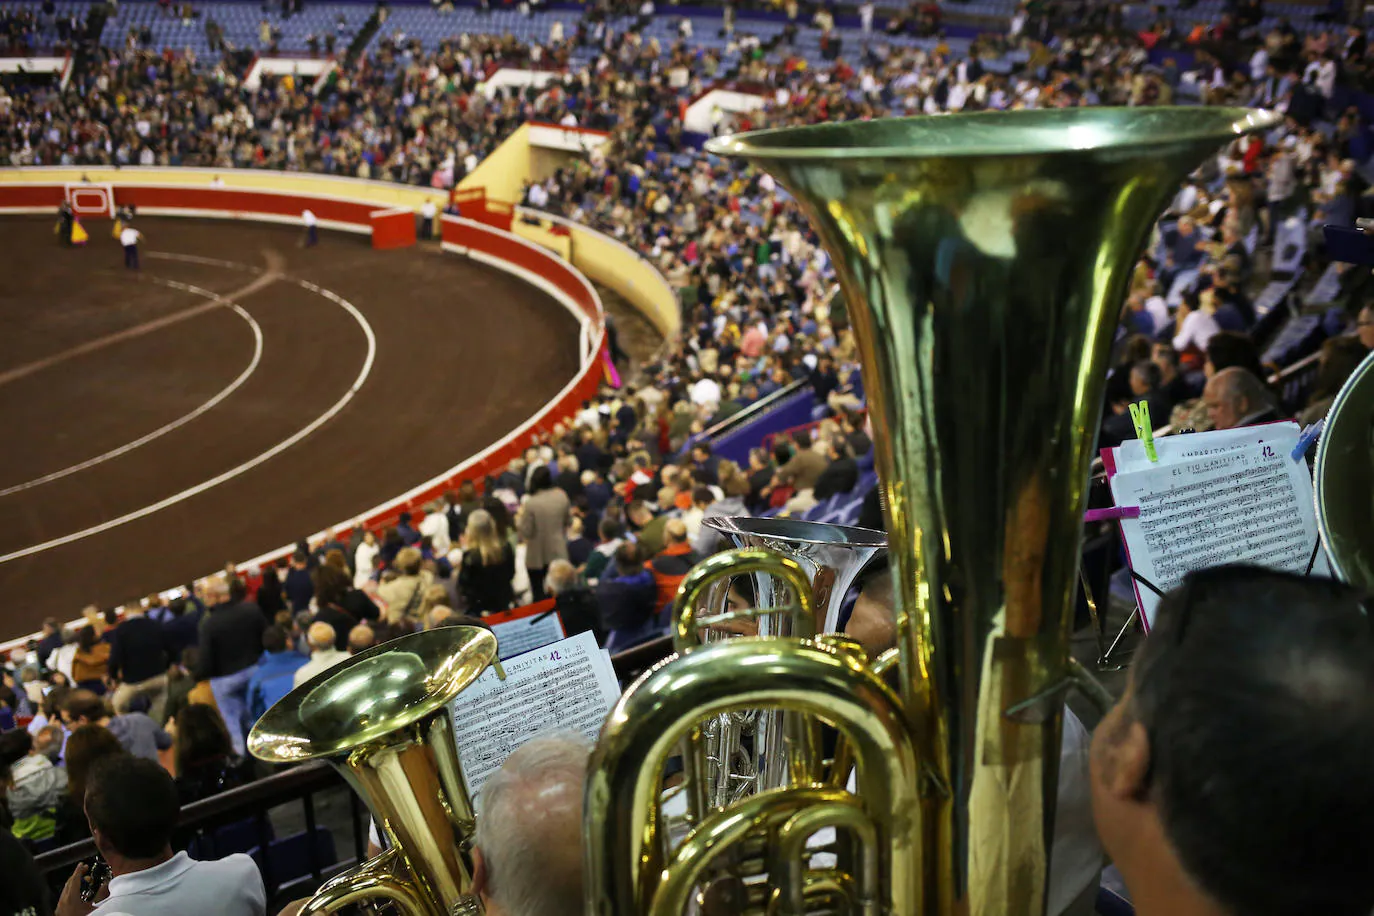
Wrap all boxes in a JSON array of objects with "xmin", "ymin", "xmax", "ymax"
[{"xmin": 5, "ymin": 0, "xmax": 1374, "ymax": 909}]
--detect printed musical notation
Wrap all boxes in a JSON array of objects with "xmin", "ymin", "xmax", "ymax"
[
  {"xmin": 449, "ymin": 630, "xmax": 619, "ymax": 805},
  {"xmin": 489, "ymin": 612, "xmax": 565, "ymax": 660},
  {"xmin": 1108, "ymin": 422, "xmax": 1330, "ymax": 629}
]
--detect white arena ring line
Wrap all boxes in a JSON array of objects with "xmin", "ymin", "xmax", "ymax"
[
  {"xmin": 0, "ymin": 279, "xmax": 265, "ymax": 497},
  {"xmin": 0, "ymin": 263, "xmax": 378, "ymax": 565}
]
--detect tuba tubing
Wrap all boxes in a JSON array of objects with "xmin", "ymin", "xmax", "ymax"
[{"xmin": 585, "ymin": 638, "xmax": 921, "ymax": 916}]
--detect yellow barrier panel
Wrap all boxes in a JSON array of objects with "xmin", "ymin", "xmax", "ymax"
[{"xmin": 525, "ymin": 209, "xmax": 680, "ymax": 340}]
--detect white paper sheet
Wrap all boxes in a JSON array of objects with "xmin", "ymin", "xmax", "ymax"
[
  {"xmin": 450, "ymin": 630, "xmax": 619, "ymax": 806},
  {"xmin": 488, "ymin": 611, "xmax": 566, "ymax": 660},
  {"xmin": 1109, "ymin": 424, "xmax": 1330, "ymax": 628}
]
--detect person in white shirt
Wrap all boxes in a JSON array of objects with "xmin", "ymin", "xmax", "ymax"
[
  {"xmin": 689, "ymin": 373, "xmax": 721, "ymax": 409},
  {"xmin": 119, "ymin": 225, "xmax": 142, "ymax": 270},
  {"xmin": 526, "ymin": 181, "xmax": 549, "ymax": 209},
  {"xmin": 418, "ymin": 499, "xmax": 451, "ymax": 556},
  {"xmin": 302, "ymin": 208, "xmax": 318, "ymax": 247},
  {"xmin": 419, "ymin": 198, "xmax": 437, "ymax": 240},
  {"xmin": 292, "ymin": 622, "xmax": 351, "ymax": 687},
  {"xmin": 54, "ymin": 756, "xmax": 265, "ymax": 916},
  {"xmin": 1171, "ymin": 291, "xmax": 1222, "ymax": 359},
  {"xmin": 353, "ymin": 529, "xmax": 380, "ymax": 589}
]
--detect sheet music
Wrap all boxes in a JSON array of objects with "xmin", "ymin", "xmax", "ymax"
[
  {"xmin": 1110, "ymin": 425, "xmax": 1329, "ymax": 628},
  {"xmin": 489, "ymin": 612, "xmax": 566, "ymax": 660},
  {"xmin": 1111, "ymin": 423, "xmax": 1283, "ymax": 476},
  {"xmin": 450, "ymin": 630, "xmax": 619, "ymax": 806}
]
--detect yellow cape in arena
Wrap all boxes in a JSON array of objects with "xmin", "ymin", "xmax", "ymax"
[
  {"xmin": 72, "ymin": 220, "xmax": 89, "ymax": 246},
  {"xmin": 112, "ymin": 218, "xmax": 123, "ymax": 238}
]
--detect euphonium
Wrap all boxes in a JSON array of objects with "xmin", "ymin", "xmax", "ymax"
[
  {"xmin": 1315, "ymin": 350, "xmax": 1374, "ymax": 590},
  {"xmin": 586, "ymin": 107, "xmax": 1280, "ymax": 916},
  {"xmin": 249, "ymin": 627, "xmax": 503, "ymax": 916}
]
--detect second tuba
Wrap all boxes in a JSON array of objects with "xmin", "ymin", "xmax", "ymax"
[{"xmin": 249, "ymin": 627, "xmax": 503, "ymax": 916}]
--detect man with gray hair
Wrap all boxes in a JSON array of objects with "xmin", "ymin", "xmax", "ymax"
[
  {"xmin": 1202, "ymin": 366, "xmax": 1281, "ymax": 431},
  {"xmin": 471, "ymin": 733, "xmax": 590, "ymax": 916},
  {"xmin": 292, "ymin": 622, "xmax": 350, "ymax": 687}
]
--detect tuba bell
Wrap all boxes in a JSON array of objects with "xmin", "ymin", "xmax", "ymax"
[
  {"xmin": 1315, "ymin": 350, "xmax": 1374, "ymax": 590},
  {"xmin": 249, "ymin": 627, "xmax": 503, "ymax": 916},
  {"xmin": 585, "ymin": 107, "xmax": 1280, "ymax": 916}
]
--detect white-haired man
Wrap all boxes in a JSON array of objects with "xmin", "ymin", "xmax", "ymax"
[
  {"xmin": 471, "ymin": 733, "xmax": 590, "ymax": 916},
  {"xmin": 292, "ymin": 623, "xmax": 350, "ymax": 687}
]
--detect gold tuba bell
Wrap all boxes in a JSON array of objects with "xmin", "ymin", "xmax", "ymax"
[
  {"xmin": 585, "ymin": 107, "xmax": 1280, "ymax": 916},
  {"xmin": 249, "ymin": 627, "xmax": 504, "ymax": 916}
]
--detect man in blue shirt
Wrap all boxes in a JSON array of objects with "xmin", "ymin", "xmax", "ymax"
[{"xmin": 246, "ymin": 627, "xmax": 308, "ymax": 722}]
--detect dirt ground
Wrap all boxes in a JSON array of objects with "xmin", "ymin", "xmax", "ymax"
[{"xmin": 0, "ymin": 216, "xmax": 581, "ymax": 633}]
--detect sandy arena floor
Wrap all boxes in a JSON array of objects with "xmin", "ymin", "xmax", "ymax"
[{"xmin": 0, "ymin": 216, "xmax": 580, "ymax": 632}]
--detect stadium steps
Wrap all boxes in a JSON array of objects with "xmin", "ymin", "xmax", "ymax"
[{"xmin": 345, "ymin": 2, "xmax": 382, "ymax": 66}]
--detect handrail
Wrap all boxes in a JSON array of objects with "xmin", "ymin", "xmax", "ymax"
[{"xmin": 700, "ymin": 379, "xmax": 808, "ymax": 442}]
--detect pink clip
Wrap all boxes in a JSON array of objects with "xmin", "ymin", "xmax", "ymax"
[{"xmin": 1084, "ymin": 506, "xmax": 1141, "ymax": 523}]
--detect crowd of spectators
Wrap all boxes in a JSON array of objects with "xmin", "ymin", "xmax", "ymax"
[{"xmin": 4, "ymin": 0, "xmax": 1374, "ymax": 909}]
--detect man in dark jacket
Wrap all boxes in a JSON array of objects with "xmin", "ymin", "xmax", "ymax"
[
  {"xmin": 596, "ymin": 543, "xmax": 659, "ymax": 645},
  {"xmin": 1100, "ymin": 361, "xmax": 1175, "ymax": 449},
  {"xmin": 283, "ymin": 551, "xmax": 315, "ymax": 611},
  {"xmin": 108, "ymin": 603, "xmax": 171, "ymax": 721},
  {"xmin": 546, "ymin": 559, "xmax": 605, "ymax": 644},
  {"xmin": 813, "ymin": 438, "xmax": 859, "ymax": 501},
  {"xmin": 195, "ymin": 577, "xmax": 266, "ymax": 755}
]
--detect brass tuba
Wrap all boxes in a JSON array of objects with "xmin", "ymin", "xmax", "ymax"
[
  {"xmin": 585, "ymin": 107, "xmax": 1280, "ymax": 916},
  {"xmin": 249, "ymin": 627, "xmax": 504, "ymax": 916},
  {"xmin": 1315, "ymin": 350, "xmax": 1374, "ymax": 590}
]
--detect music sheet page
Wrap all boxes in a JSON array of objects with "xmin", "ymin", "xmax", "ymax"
[
  {"xmin": 1110, "ymin": 426, "xmax": 1330, "ymax": 628},
  {"xmin": 450, "ymin": 630, "xmax": 619, "ymax": 805},
  {"xmin": 489, "ymin": 612, "xmax": 566, "ymax": 660}
]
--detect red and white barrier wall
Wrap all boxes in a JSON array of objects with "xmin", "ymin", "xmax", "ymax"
[{"xmin": 0, "ymin": 172, "xmax": 613, "ymax": 645}]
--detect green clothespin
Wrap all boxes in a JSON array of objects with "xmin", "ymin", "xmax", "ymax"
[{"xmin": 1129, "ymin": 400, "xmax": 1158, "ymax": 462}]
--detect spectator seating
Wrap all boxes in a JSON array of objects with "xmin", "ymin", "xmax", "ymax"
[
  {"xmin": 1263, "ymin": 313, "xmax": 1326, "ymax": 369},
  {"xmin": 101, "ymin": 2, "xmax": 366, "ymax": 57}
]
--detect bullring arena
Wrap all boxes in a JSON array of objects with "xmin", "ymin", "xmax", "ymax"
[{"xmin": 0, "ymin": 170, "xmax": 670, "ymax": 637}]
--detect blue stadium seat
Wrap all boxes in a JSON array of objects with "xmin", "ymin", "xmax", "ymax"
[{"xmin": 249, "ymin": 827, "xmax": 337, "ymax": 889}]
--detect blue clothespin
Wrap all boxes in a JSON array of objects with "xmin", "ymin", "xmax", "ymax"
[
  {"xmin": 1129, "ymin": 400, "xmax": 1158, "ymax": 462},
  {"xmin": 1291, "ymin": 417, "xmax": 1325, "ymax": 461}
]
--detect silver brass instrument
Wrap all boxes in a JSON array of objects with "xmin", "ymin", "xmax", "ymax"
[
  {"xmin": 585, "ymin": 107, "xmax": 1280, "ymax": 916},
  {"xmin": 249, "ymin": 627, "xmax": 504, "ymax": 916},
  {"xmin": 681, "ymin": 520, "xmax": 885, "ymax": 815},
  {"xmin": 1315, "ymin": 350, "xmax": 1374, "ymax": 590}
]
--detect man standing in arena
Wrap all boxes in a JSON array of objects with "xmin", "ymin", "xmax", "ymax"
[
  {"xmin": 420, "ymin": 198, "xmax": 438, "ymax": 240},
  {"xmin": 302, "ymin": 208, "xmax": 318, "ymax": 247},
  {"xmin": 120, "ymin": 223, "xmax": 143, "ymax": 270},
  {"xmin": 56, "ymin": 200, "xmax": 74, "ymax": 246}
]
